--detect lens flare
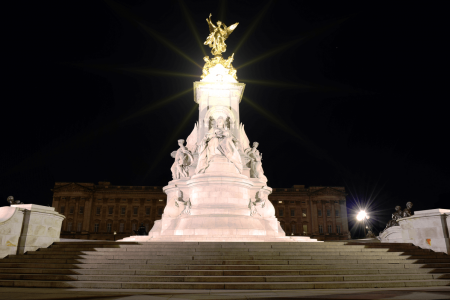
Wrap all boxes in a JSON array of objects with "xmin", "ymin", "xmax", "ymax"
[
  {"xmin": 104, "ymin": 0, "xmax": 201, "ymax": 69},
  {"xmin": 120, "ymin": 68, "xmax": 198, "ymax": 78},
  {"xmin": 179, "ymin": 0, "xmax": 207, "ymax": 56},
  {"xmin": 121, "ymin": 88, "xmax": 193, "ymax": 122},
  {"xmin": 233, "ymin": 0, "xmax": 273, "ymax": 54},
  {"xmin": 146, "ymin": 104, "xmax": 198, "ymax": 175},
  {"xmin": 356, "ymin": 211, "xmax": 367, "ymax": 221}
]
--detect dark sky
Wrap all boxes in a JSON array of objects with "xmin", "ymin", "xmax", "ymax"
[{"xmin": 2, "ymin": 1, "xmax": 448, "ymax": 234}]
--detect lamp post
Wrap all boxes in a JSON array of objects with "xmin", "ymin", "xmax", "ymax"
[
  {"xmin": 356, "ymin": 210, "xmax": 370, "ymax": 238},
  {"xmin": 114, "ymin": 231, "xmax": 117, "ymax": 241}
]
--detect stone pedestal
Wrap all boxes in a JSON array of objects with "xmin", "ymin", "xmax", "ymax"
[
  {"xmin": 120, "ymin": 64, "xmax": 319, "ymax": 243},
  {"xmin": 0, "ymin": 204, "xmax": 65, "ymax": 257},
  {"xmin": 398, "ymin": 209, "xmax": 450, "ymax": 254},
  {"xmin": 378, "ymin": 226, "xmax": 403, "ymax": 243},
  {"xmin": 122, "ymin": 159, "xmax": 318, "ymax": 242}
]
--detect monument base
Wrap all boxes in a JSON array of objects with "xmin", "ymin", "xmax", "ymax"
[{"xmin": 119, "ymin": 235, "xmax": 319, "ymax": 242}]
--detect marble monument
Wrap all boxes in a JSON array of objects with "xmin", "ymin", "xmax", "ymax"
[{"xmin": 121, "ymin": 15, "xmax": 317, "ymax": 242}]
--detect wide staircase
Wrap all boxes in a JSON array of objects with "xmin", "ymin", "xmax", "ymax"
[{"xmin": 0, "ymin": 241, "xmax": 449, "ymax": 289}]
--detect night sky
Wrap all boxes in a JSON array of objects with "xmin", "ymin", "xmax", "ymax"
[{"xmin": 2, "ymin": 1, "xmax": 448, "ymax": 235}]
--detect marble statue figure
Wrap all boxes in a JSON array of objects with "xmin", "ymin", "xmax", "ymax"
[
  {"xmin": 196, "ymin": 117, "xmax": 243, "ymax": 174},
  {"xmin": 170, "ymin": 139, "xmax": 194, "ymax": 179},
  {"xmin": 245, "ymin": 142, "xmax": 267, "ymax": 181}
]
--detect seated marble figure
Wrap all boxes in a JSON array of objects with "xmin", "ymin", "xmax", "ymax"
[{"xmin": 196, "ymin": 117, "xmax": 242, "ymax": 174}]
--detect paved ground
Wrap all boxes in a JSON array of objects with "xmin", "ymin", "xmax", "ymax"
[{"xmin": 1, "ymin": 287, "xmax": 449, "ymax": 300}]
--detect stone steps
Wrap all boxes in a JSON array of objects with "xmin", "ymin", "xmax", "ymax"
[
  {"xmin": 0, "ymin": 241, "xmax": 449, "ymax": 289},
  {"xmin": 1, "ymin": 267, "xmax": 448, "ymax": 275},
  {"xmin": 0, "ymin": 279, "xmax": 449, "ymax": 289}
]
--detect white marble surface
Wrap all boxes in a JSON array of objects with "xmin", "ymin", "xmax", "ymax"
[
  {"xmin": 378, "ymin": 226, "xmax": 403, "ymax": 243},
  {"xmin": 0, "ymin": 204, "xmax": 65, "ymax": 256},
  {"xmin": 398, "ymin": 208, "xmax": 450, "ymax": 254},
  {"xmin": 119, "ymin": 75, "xmax": 320, "ymax": 243},
  {"xmin": 0, "ymin": 206, "xmax": 24, "ymax": 258},
  {"xmin": 122, "ymin": 159, "xmax": 318, "ymax": 242}
]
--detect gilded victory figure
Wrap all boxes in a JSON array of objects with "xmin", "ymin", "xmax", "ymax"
[{"xmin": 204, "ymin": 14, "xmax": 239, "ymax": 56}]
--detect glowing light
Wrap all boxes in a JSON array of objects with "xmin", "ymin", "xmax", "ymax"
[
  {"xmin": 237, "ymin": 39, "xmax": 302, "ymax": 70},
  {"xmin": 146, "ymin": 104, "xmax": 198, "ymax": 175},
  {"xmin": 239, "ymin": 78, "xmax": 311, "ymax": 89},
  {"xmin": 236, "ymin": 17, "xmax": 350, "ymax": 70},
  {"xmin": 356, "ymin": 211, "xmax": 367, "ymax": 221},
  {"xmin": 179, "ymin": 0, "xmax": 207, "ymax": 56},
  {"xmin": 120, "ymin": 68, "xmax": 198, "ymax": 78},
  {"xmin": 121, "ymin": 88, "xmax": 193, "ymax": 122},
  {"xmin": 104, "ymin": 0, "xmax": 201, "ymax": 69},
  {"xmin": 233, "ymin": 0, "xmax": 273, "ymax": 54}
]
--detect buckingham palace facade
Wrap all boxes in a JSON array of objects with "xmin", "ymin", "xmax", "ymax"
[{"xmin": 52, "ymin": 182, "xmax": 349, "ymax": 241}]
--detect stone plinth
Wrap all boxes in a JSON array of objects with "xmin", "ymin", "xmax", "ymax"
[
  {"xmin": 0, "ymin": 204, "xmax": 65, "ymax": 257},
  {"xmin": 0, "ymin": 207, "xmax": 24, "ymax": 258},
  {"xmin": 398, "ymin": 208, "xmax": 450, "ymax": 254},
  {"xmin": 121, "ymin": 159, "xmax": 318, "ymax": 242},
  {"xmin": 378, "ymin": 226, "xmax": 403, "ymax": 243}
]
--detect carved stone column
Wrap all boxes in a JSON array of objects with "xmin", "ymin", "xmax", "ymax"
[
  {"xmin": 311, "ymin": 200, "xmax": 318, "ymax": 234},
  {"xmin": 339, "ymin": 200, "xmax": 349, "ymax": 233},
  {"xmin": 322, "ymin": 200, "xmax": 327, "ymax": 232},
  {"xmin": 82, "ymin": 194, "xmax": 93, "ymax": 232},
  {"xmin": 331, "ymin": 202, "xmax": 336, "ymax": 233}
]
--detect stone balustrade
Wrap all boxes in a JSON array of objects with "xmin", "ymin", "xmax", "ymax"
[
  {"xmin": 0, "ymin": 204, "xmax": 65, "ymax": 258},
  {"xmin": 379, "ymin": 208, "xmax": 450, "ymax": 254}
]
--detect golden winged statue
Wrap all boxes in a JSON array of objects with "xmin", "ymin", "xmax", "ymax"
[{"xmin": 204, "ymin": 14, "xmax": 239, "ymax": 56}]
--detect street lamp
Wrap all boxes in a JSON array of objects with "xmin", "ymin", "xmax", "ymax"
[
  {"xmin": 356, "ymin": 210, "xmax": 370, "ymax": 237},
  {"xmin": 114, "ymin": 231, "xmax": 117, "ymax": 241}
]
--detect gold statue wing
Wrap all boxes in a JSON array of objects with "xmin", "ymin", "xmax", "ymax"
[{"xmin": 226, "ymin": 22, "xmax": 239, "ymax": 37}]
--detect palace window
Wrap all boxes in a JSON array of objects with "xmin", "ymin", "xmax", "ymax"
[
  {"xmin": 291, "ymin": 224, "xmax": 296, "ymax": 234},
  {"xmin": 79, "ymin": 206, "xmax": 84, "ymax": 214},
  {"xmin": 77, "ymin": 222, "xmax": 82, "ymax": 232},
  {"xmin": 317, "ymin": 209, "xmax": 322, "ymax": 217},
  {"xmin": 133, "ymin": 207, "xmax": 138, "ymax": 215},
  {"xmin": 69, "ymin": 207, "xmax": 74, "ymax": 214},
  {"xmin": 132, "ymin": 223, "xmax": 137, "ymax": 231},
  {"xmin": 319, "ymin": 225, "xmax": 323, "ymax": 234},
  {"xmin": 67, "ymin": 222, "xmax": 72, "ymax": 231},
  {"xmin": 121, "ymin": 207, "xmax": 126, "ymax": 215},
  {"xmin": 60, "ymin": 206, "xmax": 65, "ymax": 214},
  {"xmin": 290, "ymin": 209, "xmax": 295, "ymax": 217},
  {"xmin": 290, "ymin": 201, "xmax": 294, "ymax": 204},
  {"xmin": 94, "ymin": 223, "xmax": 99, "ymax": 233},
  {"xmin": 119, "ymin": 223, "xmax": 124, "ymax": 233},
  {"xmin": 335, "ymin": 210, "xmax": 339, "ymax": 217},
  {"xmin": 157, "ymin": 208, "xmax": 163, "ymax": 216},
  {"xmin": 107, "ymin": 223, "xmax": 112, "ymax": 233},
  {"xmin": 145, "ymin": 223, "xmax": 150, "ymax": 232},
  {"xmin": 278, "ymin": 201, "xmax": 283, "ymax": 204},
  {"xmin": 302, "ymin": 209, "xmax": 307, "ymax": 217},
  {"xmin": 302, "ymin": 224, "xmax": 308, "ymax": 235},
  {"xmin": 145, "ymin": 207, "xmax": 151, "ymax": 215},
  {"xmin": 326, "ymin": 209, "xmax": 331, "ymax": 217},
  {"xmin": 328, "ymin": 225, "xmax": 332, "ymax": 233},
  {"xmin": 279, "ymin": 209, "xmax": 284, "ymax": 217},
  {"xmin": 108, "ymin": 207, "xmax": 113, "ymax": 215},
  {"xmin": 336, "ymin": 225, "xmax": 341, "ymax": 234},
  {"xmin": 96, "ymin": 207, "xmax": 101, "ymax": 215}
]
